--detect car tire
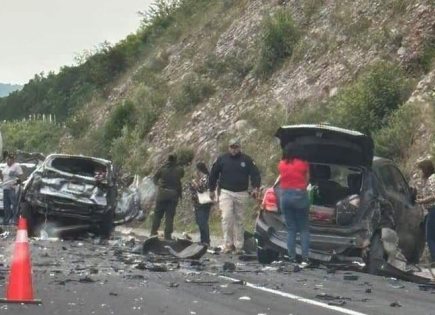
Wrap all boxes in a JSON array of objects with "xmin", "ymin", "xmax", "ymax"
[
  {"xmin": 257, "ymin": 247, "xmax": 279, "ymax": 264},
  {"xmin": 99, "ymin": 210, "xmax": 114, "ymax": 239},
  {"xmin": 367, "ymin": 233, "xmax": 386, "ymax": 275}
]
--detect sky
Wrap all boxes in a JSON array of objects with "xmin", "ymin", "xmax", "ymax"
[{"xmin": 0, "ymin": 0, "xmax": 154, "ymax": 84}]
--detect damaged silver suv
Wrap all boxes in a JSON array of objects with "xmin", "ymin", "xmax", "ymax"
[
  {"xmin": 20, "ymin": 154, "xmax": 117, "ymax": 237},
  {"xmin": 255, "ymin": 125, "xmax": 425, "ymax": 274}
]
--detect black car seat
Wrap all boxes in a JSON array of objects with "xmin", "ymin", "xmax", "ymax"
[
  {"xmin": 311, "ymin": 165, "xmax": 346, "ymax": 206},
  {"xmin": 347, "ymin": 173, "xmax": 362, "ymax": 195}
]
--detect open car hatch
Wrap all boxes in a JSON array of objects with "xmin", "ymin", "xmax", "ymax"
[{"xmin": 275, "ymin": 124, "xmax": 374, "ymax": 167}]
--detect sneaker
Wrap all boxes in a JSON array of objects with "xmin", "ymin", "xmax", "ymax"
[
  {"xmin": 300, "ymin": 259, "xmax": 311, "ymax": 268},
  {"xmin": 283, "ymin": 255, "xmax": 297, "ymax": 263}
]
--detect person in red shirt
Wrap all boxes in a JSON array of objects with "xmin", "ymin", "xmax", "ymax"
[{"xmin": 278, "ymin": 143, "xmax": 310, "ymax": 265}]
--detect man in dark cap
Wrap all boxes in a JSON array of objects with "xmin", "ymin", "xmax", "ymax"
[
  {"xmin": 150, "ymin": 154, "xmax": 184, "ymax": 240},
  {"xmin": 209, "ymin": 138, "xmax": 261, "ymax": 254}
]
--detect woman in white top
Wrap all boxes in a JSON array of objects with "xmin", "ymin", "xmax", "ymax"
[{"xmin": 0, "ymin": 153, "xmax": 23, "ymax": 225}]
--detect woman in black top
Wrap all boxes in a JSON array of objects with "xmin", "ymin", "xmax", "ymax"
[{"xmin": 189, "ymin": 162, "xmax": 213, "ymax": 246}]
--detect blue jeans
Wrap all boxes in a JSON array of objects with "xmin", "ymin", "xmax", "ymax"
[
  {"xmin": 426, "ymin": 208, "xmax": 435, "ymax": 262},
  {"xmin": 3, "ymin": 188, "xmax": 17, "ymax": 225},
  {"xmin": 194, "ymin": 203, "xmax": 212, "ymax": 245},
  {"xmin": 280, "ymin": 188, "xmax": 310, "ymax": 260}
]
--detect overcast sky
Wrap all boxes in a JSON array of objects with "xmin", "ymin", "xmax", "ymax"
[{"xmin": 0, "ymin": 0, "xmax": 154, "ymax": 84}]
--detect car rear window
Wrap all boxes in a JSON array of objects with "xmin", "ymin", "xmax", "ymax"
[{"xmin": 50, "ymin": 157, "xmax": 107, "ymax": 177}]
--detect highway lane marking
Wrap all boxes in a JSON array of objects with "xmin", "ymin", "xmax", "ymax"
[{"xmin": 215, "ymin": 274, "xmax": 368, "ymax": 315}]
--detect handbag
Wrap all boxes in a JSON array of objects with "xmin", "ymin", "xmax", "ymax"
[{"xmin": 197, "ymin": 191, "xmax": 213, "ymax": 204}]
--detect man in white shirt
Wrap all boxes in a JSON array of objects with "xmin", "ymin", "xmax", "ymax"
[{"xmin": 0, "ymin": 153, "xmax": 23, "ymax": 225}]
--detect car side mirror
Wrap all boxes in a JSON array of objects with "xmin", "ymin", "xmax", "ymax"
[{"xmin": 409, "ymin": 186, "xmax": 417, "ymax": 204}]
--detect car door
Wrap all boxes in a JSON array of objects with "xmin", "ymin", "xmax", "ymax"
[
  {"xmin": 374, "ymin": 163, "xmax": 424, "ymax": 261},
  {"xmin": 374, "ymin": 164, "xmax": 404, "ymax": 224}
]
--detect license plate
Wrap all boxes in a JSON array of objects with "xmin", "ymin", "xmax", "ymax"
[{"xmin": 67, "ymin": 182, "xmax": 85, "ymax": 192}]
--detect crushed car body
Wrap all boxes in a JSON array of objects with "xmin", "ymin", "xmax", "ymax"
[
  {"xmin": 20, "ymin": 154, "xmax": 117, "ymax": 237},
  {"xmin": 255, "ymin": 124, "xmax": 426, "ymax": 276},
  {"xmin": 114, "ymin": 175, "xmax": 156, "ymax": 225}
]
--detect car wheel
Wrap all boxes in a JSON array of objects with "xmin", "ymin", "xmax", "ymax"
[
  {"xmin": 367, "ymin": 234, "xmax": 386, "ymax": 275},
  {"xmin": 257, "ymin": 247, "xmax": 279, "ymax": 264},
  {"xmin": 99, "ymin": 210, "xmax": 114, "ymax": 239}
]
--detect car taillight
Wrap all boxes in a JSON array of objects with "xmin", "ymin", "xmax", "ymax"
[{"xmin": 261, "ymin": 188, "xmax": 278, "ymax": 212}]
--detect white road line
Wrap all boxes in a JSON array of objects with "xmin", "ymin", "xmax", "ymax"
[{"xmin": 216, "ymin": 274, "xmax": 368, "ymax": 315}]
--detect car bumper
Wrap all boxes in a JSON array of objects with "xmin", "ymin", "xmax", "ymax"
[
  {"xmin": 255, "ymin": 212, "xmax": 367, "ymax": 265},
  {"xmin": 29, "ymin": 197, "xmax": 111, "ymax": 223}
]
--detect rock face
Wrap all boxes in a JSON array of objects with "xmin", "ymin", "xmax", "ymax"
[
  {"xmin": 67, "ymin": 0, "xmax": 435, "ymax": 175},
  {"xmin": 140, "ymin": 0, "xmax": 434, "ymax": 170}
]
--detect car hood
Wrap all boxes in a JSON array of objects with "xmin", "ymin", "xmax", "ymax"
[{"xmin": 275, "ymin": 124, "xmax": 374, "ymax": 166}]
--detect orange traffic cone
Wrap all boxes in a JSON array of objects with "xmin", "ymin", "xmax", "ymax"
[{"xmin": 0, "ymin": 216, "xmax": 41, "ymax": 304}]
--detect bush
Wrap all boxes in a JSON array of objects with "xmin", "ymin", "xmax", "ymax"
[
  {"xmin": 374, "ymin": 103, "xmax": 421, "ymax": 161},
  {"xmin": 418, "ymin": 38, "xmax": 435, "ymax": 74},
  {"xmin": 176, "ymin": 147, "xmax": 195, "ymax": 166},
  {"xmin": 198, "ymin": 53, "xmax": 253, "ymax": 81},
  {"xmin": 173, "ymin": 75, "xmax": 215, "ymax": 113},
  {"xmin": 111, "ymin": 128, "xmax": 149, "ymax": 175},
  {"xmin": 303, "ymin": 0, "xmax": 324, "ymax": 20},
  {"xmin": 132, "ymin": 85, "xmax": 166, "ymax": 136},
  {"xmin": 255, "ymin": 8, "xmax": 300, "ymax": 78},
  {"xmin": 326, "ymin": 61, "xmax": 412, "ymax": 135},
  {"xmin": 104, "ymin": 101, "xmax": 137, "ymax": 144},
  {"xmin": 66, "ymin": 111, "xmax": 91, "ymax": 138},
  {"xmin": 1, "ymin": 120, "xmax": 62, "ymax": 154}
]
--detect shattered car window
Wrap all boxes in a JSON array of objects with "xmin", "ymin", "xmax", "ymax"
[{"xmin": 50, "ymin": 157, "xmax": 107, "ymax": 178}]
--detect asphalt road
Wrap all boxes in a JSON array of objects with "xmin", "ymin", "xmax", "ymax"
[{"xmin": 0, "ymin": 227, "xmax": 433, "ymax": 315}]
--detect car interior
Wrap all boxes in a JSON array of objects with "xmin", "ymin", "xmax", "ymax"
[
  {"xmin": 309, "ymin": 164, "xmax": 362, "ymax": 207},
  {"xmin": 50, "ymin": 157, "xmax": 107, "ymax": 178}
]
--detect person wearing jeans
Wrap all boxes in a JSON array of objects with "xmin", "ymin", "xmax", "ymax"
[
  {"xmin": 426, "ymin": 207, "xmax": 435, "ymax": 262},
  {"xmin": 0, "ymin": 153, "xmax": 23, "ymax": 225},
  {"xmin": 189, "ymin": 162, "xmax": 213, "ymax": 246},
  {"xmin": 3, "ymin": 188, "xmax": 17, "ymax": 225},
  {"xmin": 416, "ymin": 157, "xmax": 435, "ymax": 262},
  {"xmin": 278, "ymin": 143, "xmax": 310, "ymax": 264}
]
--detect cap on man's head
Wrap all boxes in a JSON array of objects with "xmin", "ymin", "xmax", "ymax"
[{"xmin": 228, "ymin": 138, "xmax": 241, "ymax": 147}]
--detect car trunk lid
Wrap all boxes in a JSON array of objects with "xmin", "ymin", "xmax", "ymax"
[{"xmin": 275, "ymin": 124, "xmax": 374, "ymax": 167}]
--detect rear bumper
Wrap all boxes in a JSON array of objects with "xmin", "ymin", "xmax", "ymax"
[
  {"xmin": 28, "ymin": 197, "xmax": 111, "ymax": 223},
  {"xmin": 255, "ymin": 212, "xmax": 367, "ymax": 264}
]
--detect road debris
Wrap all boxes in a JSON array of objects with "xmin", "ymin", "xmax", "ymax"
[
  {"xmin": 387, "ymin": 277, "xmax": 405, "ymax": 289},
  {"xmin": 141, "ymin": 236, "xmax": 207, "ymax": 259},
  {"xmin": 315, "ymin": 293, "xmax": 351, "ymax": 301},
  {"xmin": 328, "ymin": 300, "xmax": 346, "ymax": 306},
  {"xmin": 238, "ymin": 296, "xmax": 251, "ymax": 301},
  {"xmin": 168, "ymin": 282, "xmax": 179, "ymax": 288},
  {"xmin": 223, "ymin": 262, "xmax": 236, "ymax": 272},
  {"xmin": 390, "ymin": 301, "xmax": 402, "ymax": 307},
  {"xmin": 343, "ymin": 274, "xmax": 359, "ymax": 281}
]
